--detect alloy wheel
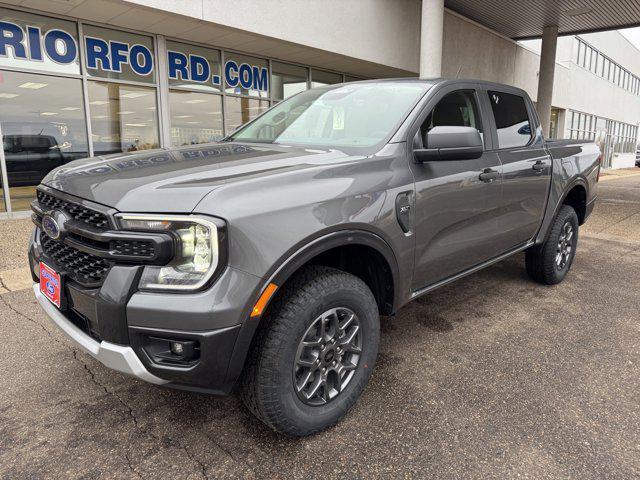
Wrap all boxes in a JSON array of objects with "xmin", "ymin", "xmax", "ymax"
[
  {"xmin": 293, "ymin": 307, "xmax": 362, "ymax": 406},
  {"xmin": 556, "ymin": 221, "xmax": 574, "ymax": 270}
]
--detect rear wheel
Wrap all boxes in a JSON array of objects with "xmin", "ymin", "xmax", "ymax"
[
  {"xmin": 240, "ymin": 266, "xmax": 379, "ymax": 436},
  {"xmin": 525, "ymin": 205, "xmax": 579, "ymax": 285}
]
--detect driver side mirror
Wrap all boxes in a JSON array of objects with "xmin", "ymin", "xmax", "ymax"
[{"xmin": 414, "ymin": 126, "xmax": 483, "ymax": 162}]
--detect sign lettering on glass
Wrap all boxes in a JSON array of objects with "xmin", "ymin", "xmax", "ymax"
[
  {"xmin": 168, "ymin": 50, "xmax": 268, "ymax": 91},
  {"xmin": 0, "ymin": 20, "xmax": 77, "ymax": 64},
  {"xmin": 0, "ymin": 20, "xmax": 269, "ymax": 91}
]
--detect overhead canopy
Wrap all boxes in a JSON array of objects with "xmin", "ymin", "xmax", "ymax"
[{"xmin": 446, "ymin": 0, "xmax": 640, "ymax": 39}]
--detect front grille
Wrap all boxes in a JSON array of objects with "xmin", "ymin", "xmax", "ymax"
[
  {"xmin": 37, "ymin": 190, "xmax": 110, "ymax": 229},
  {"xmin": 40, "ymin": 231, "xmax": 111, "ymax": 286},
  {"xmin": 111, "ymin": 239, "xmax": 156, "ymax": 257}
]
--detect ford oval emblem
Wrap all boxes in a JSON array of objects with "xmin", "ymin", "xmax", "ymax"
[{"xmin": 42, "ymin": 214, "xmax": 61, "ymax": 240}]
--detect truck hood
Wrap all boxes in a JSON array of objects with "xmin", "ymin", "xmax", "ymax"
[{"xmin": 43, "ymin": 142, "xmax": 356, "ymax": 212}]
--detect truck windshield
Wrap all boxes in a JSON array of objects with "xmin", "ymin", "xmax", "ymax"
[{"xmin": 227, "ymin": 83, "xmax": 428, "ymax": 148}]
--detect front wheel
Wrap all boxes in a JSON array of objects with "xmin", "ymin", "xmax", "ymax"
[
  {"xmin": 240, "ymin": 266, "xmax": 380, "ymax": 436},
  {"xmin": 525, "ymin": 205, "xmax": 579, "ymax": 285}
]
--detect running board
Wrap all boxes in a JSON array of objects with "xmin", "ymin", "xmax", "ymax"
[{"xmin": 411, "ymin": 241, "xmax": 534, "ymax": 300}]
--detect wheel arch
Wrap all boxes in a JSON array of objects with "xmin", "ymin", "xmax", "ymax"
[
  {"xmin": 224, "ymin": 228, "xmax": 400, "ymax": 385},
  {"xmin": 561, "ymin": 182, "xmax": 588, "ymax": 225},
  {"xmin": 264, "ymin": 229, "xmax": 400, "ymax": 316}
]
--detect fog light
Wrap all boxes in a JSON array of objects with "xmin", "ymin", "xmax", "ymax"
[
  {"xmin": 143, "ymin": 337, "xmax": 199, "ymax": 366},
  {"xmin": 168, "ymin": 340, "xmax": 198, "ymax": 361}
]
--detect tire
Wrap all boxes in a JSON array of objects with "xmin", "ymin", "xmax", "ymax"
[
  {"xmin": 240, "ymin": 265, "xmax": 380, "ymax": 436},
  {"xmin": 525, "ymin": 205, "xmax": 579, "ymax": 285}
]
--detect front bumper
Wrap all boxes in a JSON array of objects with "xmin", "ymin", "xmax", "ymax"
[
  {"xmin": 30, "ymin": 226, "xmax": 263, "ymax": 393},
  {"xmin": 34, "ymin": 284, "xmax": 167, "ymax": 385}
]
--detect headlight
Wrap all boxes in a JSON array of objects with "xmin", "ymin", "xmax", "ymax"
[{"xmin": 116, "ymin": 214, "xmax": 224, "ymax": 291}]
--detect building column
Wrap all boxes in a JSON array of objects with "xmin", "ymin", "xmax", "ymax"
[
  {"xmin": 0, "ymin": 122, "xmax": 11, "ymax": 213},
  {"xmin": 420, "ymin": 0, "xmax": 445, "ymax": 78},
  {"xmin": 537, "ymin": 25, "xmax": 558, "ymax": 137}
]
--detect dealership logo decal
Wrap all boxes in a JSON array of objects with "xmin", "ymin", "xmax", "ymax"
[{"xmin": 0, "ymin": 20, "xmax": 268, "ymax": 91}]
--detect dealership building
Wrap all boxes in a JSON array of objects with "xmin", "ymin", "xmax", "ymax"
[{"xmin": 0, "ymin": 0, "xmax": 639, "ymax": 216}]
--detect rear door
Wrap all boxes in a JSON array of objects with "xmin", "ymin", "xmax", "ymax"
[
  {"xmin": 409, "ymin": 85, "xmax": 504, "ymax": 290},
  {"xmin": 484, "ymin": 89, "xmax": 552, "ymax": 251}
]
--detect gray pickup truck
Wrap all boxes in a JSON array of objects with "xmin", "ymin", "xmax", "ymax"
[{"xmin": 29, "ymin": 79, "xmax": 599, "ymax": 436}]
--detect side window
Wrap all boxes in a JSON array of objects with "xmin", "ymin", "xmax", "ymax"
[
  {"xmin": 420, "ymin": 90, "xmax": 483, "ymax": 146},
  {"xmin": 488, "ymin": 91, "xmax": 533, "ymax": 148}
]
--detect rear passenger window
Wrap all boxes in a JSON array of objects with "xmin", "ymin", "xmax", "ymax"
[
  {"xmin": 488, "ymin": 91, "xmax": 533, "ymax": 148},
  {"xmin": 421, "ymin": 90, "xmax": 483, "ymax": 145}
]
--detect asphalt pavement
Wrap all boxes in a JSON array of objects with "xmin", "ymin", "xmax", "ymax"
[{"xmin": 0, "ymin": 171, "xmax": 639, "ymax": 479}]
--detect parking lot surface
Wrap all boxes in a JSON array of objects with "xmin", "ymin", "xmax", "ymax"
[{"xmin": 1, "ymin": 171, "xmax": 639, "ymax": 479}]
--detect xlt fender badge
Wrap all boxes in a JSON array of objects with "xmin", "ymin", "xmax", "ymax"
[{"xmin": 395, "ymin": 191, "xmax": 414, "ymax": 234}]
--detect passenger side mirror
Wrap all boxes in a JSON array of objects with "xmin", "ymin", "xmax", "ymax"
[{"xmin": 414, "ymin": 126, "xmax": 484, "ymax": 162}]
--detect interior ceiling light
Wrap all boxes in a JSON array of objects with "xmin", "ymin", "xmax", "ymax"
[
  {"xmin": 40, "ymin": 112, "xmax": 58, "ymax": 116},
  {"xmin": 125, "ymin": 123, "xmax": 147, "ymax": 127},
  {"xmin": 18, "ymin": 82, "xmax": 48, "ymax": 89},
  {"xmin": 61, "ymin": 106, "xmax": 80, "ymax": 111},
  {"xmin": 121, "ymin": 92, "xmax": 148, "ymax": 99},
  {"xmin": 0, "ymin": 93, "xmax": 19, "ymax": 98},
  {"xmin": 176, "ymin": 115, "xmax": 192, "ymax": 118},
  {"xmin": 565, "ymin": 7, "xmax": 593, "ymax": 16},
  {"xmin": 89, "ymin": 100, "xmax": 108, "ymax": 105},
  {"xmin": 117, "ymin": 111, "xmax": 134, "ymax": 114},
  {"xmin": 184, "ymin": 99, "xmax": 207, "ymax": 104}
]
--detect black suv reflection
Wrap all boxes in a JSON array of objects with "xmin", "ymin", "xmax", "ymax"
[{"xmin": 3, "ymin": 134, "xmax": 65, "ymax": 187}]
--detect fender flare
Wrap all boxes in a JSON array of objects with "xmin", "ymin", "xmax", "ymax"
[
  {"xmin": 536, "ymin": 176, "xmax": 589, "ymax": 244},
  {"xmin": 264, "ymin": 229, "xmax": 399, "ymax": 303},
  {"xmin": 555, "ymin": 177, "xmax": 589, "ymax": 222},
  {"xmin": 224, "ymin": 228, "xmax": 400, "ymax": 384}
]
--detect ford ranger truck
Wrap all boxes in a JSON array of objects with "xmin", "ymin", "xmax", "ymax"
[{"xmin": 29, "ymin": 79, "xmax": 599, "ymax": 436}]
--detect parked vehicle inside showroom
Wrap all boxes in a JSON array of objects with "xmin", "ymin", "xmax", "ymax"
[{"xmin": 29, "ymin": 79, "xmax": 599, "ymax": 436}]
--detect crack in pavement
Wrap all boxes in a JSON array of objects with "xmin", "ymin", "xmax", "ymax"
[
  {"xmin": 1, "ymin": 292, "xmax": 212, "ymax": 480},
  {"xmin": 200, "ymin": 427, "xmax": 256, "ymax": 477},
  {"xmin": 125, "ymin": 451, "xmax": 145, "ymax": 480}
]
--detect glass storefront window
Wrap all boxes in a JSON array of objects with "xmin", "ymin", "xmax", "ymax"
[
  {"xmin": 0, "ymin": 8, "xmax": 80, "ymax": 75},
  {"xmin": 224, "ymin": 52, "xmax": 268, "ymax": 98},
  {"xmin": 167, "ymin": 41, "xmax": 221, "ymax": 92},
  {"xmin": 88, "ymin": 81, "xmax": 159, "ymax": 155},
  {"xmin": 224, "ymin": 96, "xmax": 269, "ymax": 135},
  {"xmin": 271, "ymin": 62, "xmax": 307, "ymax": 100},
  {"xmin": 311, "ymin": 69, "xmax": 342, "ymax": 88},
  {"xmin": 169, "ymin": 90, "xmax": 223, "ymax": 146},
  {"xmin": 0, "ymin": 70, "xmax": 88, "ymax": 211},
  {"xmin": 83, "ymin": 25, "xmax": 156, "ymax": 84}
]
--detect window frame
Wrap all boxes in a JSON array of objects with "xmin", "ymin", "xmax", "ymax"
[
  {"xmin": 418, "ymin": 89, "xmax": 485, "ymax": 144},
  {"xmin": 404, "ymin": 82, "xmax": 496, "ymax": 153},
  {"xmin": 485, "ymin": 89, "xmax": 537, "ymax": 150}
]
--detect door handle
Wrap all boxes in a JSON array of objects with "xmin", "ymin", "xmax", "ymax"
[
  {"xmin": 479, "ymin": 168, "xmax": 499, "ymax": 182},
  {"xmin": 532, "ymin": 160, "xmax": 546, "ymax": 172}
]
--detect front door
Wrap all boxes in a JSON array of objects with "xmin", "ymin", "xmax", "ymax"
[{"xmin": 410, "ymin": 88, "xmax": 503, "ymax": 290}]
